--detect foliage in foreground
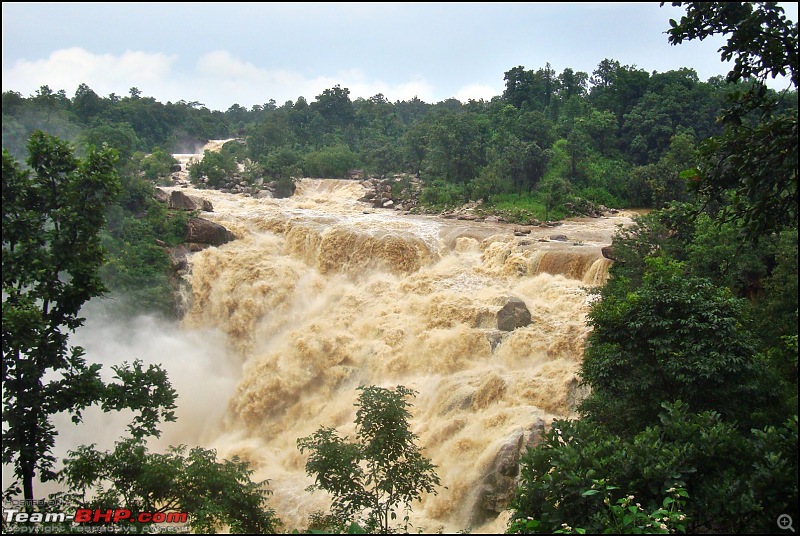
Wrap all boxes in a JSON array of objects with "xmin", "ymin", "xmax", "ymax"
[
  {"xmin": 508, "ymin": 401, "xmax": 797, "ymax": 534},
  {"xmin": 508, "ymin": 4, "xmax": 798, "ymax": 533},
  {"xmin": 297, "ymin": 385, "xmax": 440, "ymax": 534},
  {"xmin": 666, "ymin": 0, "xmax": 798, "ymax": 240},
  {"xmin": 579, "ymin": 256, "xmax": 779, "ymax": 436},
  {"xmin": 54, "ymin": 438, "xmax": 281, "ymax": 534}
]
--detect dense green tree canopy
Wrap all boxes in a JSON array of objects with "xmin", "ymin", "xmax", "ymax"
[
  {"xmin": 666, "ymin": 1, "xmax": 798, "ymax": 239},
  {"xmin": 56, "ymin": 438, "xmax": 281, "ymax": 534}
]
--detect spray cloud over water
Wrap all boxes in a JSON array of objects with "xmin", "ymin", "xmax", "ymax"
[{"xmin": 0, "ymin": 301, "xmax": 239, "ymax": 503}]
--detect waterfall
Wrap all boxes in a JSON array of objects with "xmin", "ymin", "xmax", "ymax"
[
  {"xmin": 160, "ymin": 167, "xmax": 634, "ymax": 532},
  {"xmin": 6, "ymin": 141, "xmax": 635, "ymax": 532}
]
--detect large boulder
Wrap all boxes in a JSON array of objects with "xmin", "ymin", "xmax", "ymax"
[
  {"xmin": 478, "ymin": 431, "xmax": 524, "ymax": 516},
  {"xmin": 169, "ymin": 190, "xmax": 213, "ymax": 212},
  {"xmin": 152, "ymin": 187, "xmax": 170, "ymax": 204},
  {"xmin": 184, "ymin": 217, "xmax": 235, "ymax": 246},
  {"xmin": 472, "ymin": 419, "xmax": 547, "ymax": 522},
  {"xmin": 166, "ymin": 244, "xmax": 190, "ymax": 274},
  {"xmin": 497, "ymin": 297, "xmax": 532, "ymax": 331},
  {"xmin": 601, "ymin": 245, "xmax": 619, "ymax": 261}
]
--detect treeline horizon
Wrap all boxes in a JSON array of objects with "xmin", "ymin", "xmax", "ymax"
[{"xmin": 4, "ymin": 58, "xmax": 797, "ymax": 216}]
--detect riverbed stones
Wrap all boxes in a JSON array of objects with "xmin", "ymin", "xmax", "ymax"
[
  {"xmin": 169, "ymin": 190, "xmax": 214, "ymax": 212},
  {"xmin": 184, "ymin": 217, "xmax": 235, "ymax": 246},
  {"xmin": 496, "ymin": 297, "xmax": 532, "ymax": 331}
]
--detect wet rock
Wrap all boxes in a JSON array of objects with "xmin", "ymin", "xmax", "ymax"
[
  {"xmin": 566, "ymin": 376, "xmax": 591, "ymax": 412},
  {"xmin": 497, "ymin": 297, "xmax": 532, "ymax": 331},
  {"xmin": 188, "ymin": 243, "xmax": 210, "ymax": 252},
  {"xmin": 601, "ymin": 245, "xmax": 619, "ymax": 261},
  {"xmin": 170, "ymin": 190, "xmax": 213, "ymax": 212},
  {"xmin": 484, "ymin": 330, "xmax": 506, "ymax": 352},
  {"xmin": 184, "ymin": 217, "xmax": 235, "ymax": 246},
  {"xmin": 153, "ymin": 187, "xmax": 170, "ymax": 203},
  {"xmin": 473, "ymin": 418, "xmax": 547, "ymax": 522},
  {"xmin": 167, "ymin": 244, "xmax": 190, "ymax": 273}
]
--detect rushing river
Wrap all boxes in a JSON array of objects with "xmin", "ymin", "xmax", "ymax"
[
  {"xmin": 31, "ymin": 141, "xmax": 637, "ymax": 533},
  {"xmin": 151, "ymin": 157, "xmax": 637, "ymax": 532}
]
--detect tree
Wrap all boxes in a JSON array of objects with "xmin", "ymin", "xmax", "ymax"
[
  {"xmin": 665, "ymin": 2, "xmax": 797, "ymax": 87},
  {"xmin": 508, "ymin": 401, "xmax": 797, "ymax": 534},
  {"xmin": 259, "ymin": 147, "xmax": 300, "ymax": 198},
  {"xmin": 297, "ymin": 385, "xmax": 440, "ymax": 533},
  {"xmin": 312, "ymin": 85, "xmax": 355, "ymax": 129},
  {"xmin": 302, "ymin": 144, "xmax": 359, "ymax": 179},
  {"xmin": 246, "ymin": 115, "xmax": 294, "ymax": 161},
  {"xmin": 425, "ymin": 110, "xmax": 488, "ymax": 184},
  {"xmin": 503, "ymin": 66, "xmax": 536, "ymax": 109},
  {"xmin": 579, "ymin": 256, "xmax": 777, "ymax": 436},
  {"xmin": 139, "ymin": 146, "xmax": 178, "ymax": 182},
  {"xmin": 665, "ymin": 1, "xmax": 798, "ymax": 239},
  {"xmin": 539, "ymin": 174, "xmax": 572, "ymax": 221},
  {"xmin": 557, "ymin": 68, "xmax": 589, "ymax": 102},
  {"xmin": 55, "ymin": 438, "xmax": 281, "ymax": 534},
  {"xmin": 80, "ymin": 122, "xmax": 141, "ymax": 162},
  {"xmin": 2, "ymin": 132, "xmax": 177, "ymax": 505},
  {"xmin": 188, "ymin": 149, "xmax": 237, "ymax": 188},
  {"xmin": 71, "ymin": 83, "xmax": 106, "ymax": 124},
  {"xmin": 588, "ymin": 60, "xmax": 651, "ymax": 131}
]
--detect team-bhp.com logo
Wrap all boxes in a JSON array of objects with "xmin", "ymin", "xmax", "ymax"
[
  {"xmin": 77, "ymin": 509, "xmax": 188, "ymax": 524},
  {"xmin": 4, "ymin": 509, "xmax": 188, "ymax": 524},
  {"xmin": 3, "ymin": 499, "xmax": 191, "ymax": 533}
]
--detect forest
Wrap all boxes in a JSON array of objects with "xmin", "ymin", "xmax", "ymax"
[{"xmin": 2, "ymin": 1, "xmax": 798, "ymax": 534}]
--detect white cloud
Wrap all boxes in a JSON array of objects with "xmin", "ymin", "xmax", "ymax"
[
  {"xmin": 2, "ymin": 47, "xmax": 446, "ymax": 110},
  {"xmin": 192, "ymin": 55, "xmax": 439, "ymax": 107},
  {"xmin": 2, "ymin": 47, "xmax": 177, "ymax": 99}
]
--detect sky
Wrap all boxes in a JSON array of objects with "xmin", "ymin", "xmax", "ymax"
[{"xmin": 3, "ymin": 2, "xmax": 798, "ymax": 112}]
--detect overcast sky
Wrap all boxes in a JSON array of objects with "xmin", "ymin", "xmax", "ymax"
[{"xmin": 3, "ymin": 2, "xmax": 797, "ymax": 112}]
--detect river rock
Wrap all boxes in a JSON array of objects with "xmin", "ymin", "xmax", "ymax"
[
  {"xmin": 184, "ymin": 217, "xmax": 235, "ymax": 246},
  {"xmin": 152, "ymin": 187, "xmax": 170, "ymax": 203},
  {"xmin": 497, "ymin": 297, "xmax": 532, "ymax": 331},
  {"xmin": 170, "ymin": 190, "xmax": 214, "ymax": 212},
  {"xmin": 473, "ymin": 418, "xmax": 548, "ymax": 522},
  {"xmin": 167, "ymin": 244, "xmax": 190, "ymax": 273},
  {"xmin": 601, "ymin": 245, "xmax": 619, "ymax": 261}
]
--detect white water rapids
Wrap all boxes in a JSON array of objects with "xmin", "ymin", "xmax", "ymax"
[
  {"xmin": 155, "ymin": 160, "xmax": 635, "ymax": 532},
  {"xmin": 16, "ymin": 141, "xmax": 637, "ymax": 533}
]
